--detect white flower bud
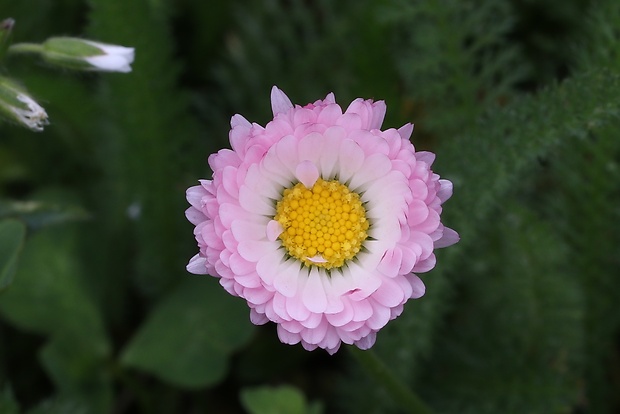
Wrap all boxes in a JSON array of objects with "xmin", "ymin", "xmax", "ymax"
[
  {"xmin": 41, "ymin": 37, "xmax": 135, "ymax": 73},
  {"xmin": 0, "ymin": 77, "xmax": 48, "ymax": 132}
]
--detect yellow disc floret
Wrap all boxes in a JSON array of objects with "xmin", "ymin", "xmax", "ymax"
[{"xmin": 274, "ymin": 178, "xmax": 369, "ymax": 269}]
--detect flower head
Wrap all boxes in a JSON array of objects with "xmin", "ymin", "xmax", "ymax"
[
  {"xmin": 41, "ymin": 37, "xmax": 135, "ymax": 73},
  {"xmin": 0, "ymin": 77, "xmax": 48, "ymax": 132},
  {"xmin": 186, "ymin": 87, "xmax": 459, "ymax": 354}
]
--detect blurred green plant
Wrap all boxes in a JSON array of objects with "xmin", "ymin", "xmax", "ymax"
[
  {"xmin": 1, "ymin": 0, "xmax": 619, "ymax": 413},
  {"xmin": 240, "ymin": 385, "xmax": 323, "ymax": 414}
]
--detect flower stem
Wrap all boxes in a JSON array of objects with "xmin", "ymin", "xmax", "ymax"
[
  {"xmin": 7, "ymin": 42, "xmax": 44, "ymax": 55},
  {"xmin": 348, "ymin": 347, "xmax": 433, "ymax": 414}
]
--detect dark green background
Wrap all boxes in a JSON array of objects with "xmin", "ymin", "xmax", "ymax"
[{"xmin": 1, "ymin": 0, "xmax": 619, "ymax": 413}]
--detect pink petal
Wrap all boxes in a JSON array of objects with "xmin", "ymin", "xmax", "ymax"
[
  {"xmin": 266, "ymin": 220, "xmax": 284, "ymax": 241},
  {"xmin": 231, "ymin": 219, "xmax": 268, "ymax": 242},
  {"xmin": 185, "ymin": 207, "xmax": 206, "ymax": 225},
  {"xmin": 271, "ymin": 86, "xmax": 294, "ymax": 116},
  {"xmin": 230, "ymin": 113, "xmax": 251, "ymax": 128},
  {"xmin": 355, "ymin": 332, "xmax": 377, "ymax": 350},
  {"xmin": 295, "ymin": 160, "xmax": 320, "ymax": 188},
  {"xmin": 186, "ymin": 185, "xmax": 208, "ymax": 209},
  {"xmin": 277, "ymin": 324, "xmax": 301, "ymax": 345},
  {"xmin": 336, "ymin": 113, "xmax": 363, "ymax": 131},
  {"xmin": 299, "ymin": 312, "xmax": 323, "ymax": 329},
  {"xmin": 286, "ymin": 293, "xmax": 311, "ymax": 321},
  {"xmin": 435, "ymin": 227, "xmax": 460, "ymax": 248},
  {"xmin": 407, "ymin": 274, "xmax": 426, "ymax": 299},
  {"xmin": 229, "ymin": 253, "xmax": 256, "ymax": 275},
  {"xmin": 413, "ymin": 254, "xmax": 436, "ymax": 273},
  {"xmin": 416, "ymin": 151, "xmax": 436, "ymax": 166},
  {"xmin": 366, "ymin": 300, "xmax": 391, "ymax": 330},
  {"xmin": 325, "ymin": 299, "xmax": 354, "ymax": 327},
  {"xmin": 351, "ymin": 298, "xmax": 373, "ymax": 322},
  {"xmin": 302, "ymin": 268, "xmax": 328, "ymax": 313},
  {"xmin": 186, "ymin": 254, "xmax": 208, "ymax": 274},
  {"xmin": 300, "ymin": 318, "xmax": 329, "ymax": 345},
  {"xmin": 317, "ymin": 103, "xmax": 343, "ymax": 125},
  {"xmin": 372, "ymin": 277, "xmax": 406, "ymax": 308},
  {"xmin": 249, "ymin": 308, "xmax": 269, "ymax": 325},
  {"xmin": 377, "ymin": 248, "xmax": 403, "ymax": 277},
  {"xmin": 437, "ymin": 179, "xmax": 454, "ymax": 203},
  {"xmin": 319, "ymin": 126, "xmax": 345, "ymax": 178},
  {"xmin": 275, "ymin": 135, "xmax": 300, "ymax": 175},
  {"xmin": 397, "ymin": 123, "xmax": 414, "ymax": 141},
  {"xmin": 369, "ymin": 101, "xmax": 387, "ymax": 130}
]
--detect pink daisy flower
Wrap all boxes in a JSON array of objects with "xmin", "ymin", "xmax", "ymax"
[{"xmin": 186, "ymin": 87, "xmax": 459, "ymax": 354}]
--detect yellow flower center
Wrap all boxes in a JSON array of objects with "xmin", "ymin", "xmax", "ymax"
[{"xmin": 274, "ymin": 178, "xmax": 369, "ymax": 269}]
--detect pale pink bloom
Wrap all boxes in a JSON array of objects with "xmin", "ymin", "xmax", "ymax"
[{"xmin": 186, "ymin": 87, "xmax": 459, "ymax": 354}]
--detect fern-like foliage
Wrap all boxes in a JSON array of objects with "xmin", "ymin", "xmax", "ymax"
[
  {"xmin": 381, "ymin": 0, "xmax": 528, "ymax": 136},
  {"xmin": 86, "ymin": 0, "xmax": 200, "ymax": 302}
]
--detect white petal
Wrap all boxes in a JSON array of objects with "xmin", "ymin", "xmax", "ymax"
[
  {"xmin": 231, "ymin": 219, "xmax": 268, "ymax": 242},
  {"xmin": 245, "ymin": 163, "xmax": 282, "ymax": 201},
  {"xmin": 306, "ymin": 255, "xmax": 328, "ymax": 264},
  {"xmin": 337, "ymin": 139, "xmax": 365, "ymax": 183},
  {"xmin": 298, "ymin": 132, "xmax": 325, "ymax": 163},
  {"xmin": 275, "ymin": 135, "xmax": 300, "ymax": 176},
  {"xmin": 273, "ymin": 259, "xmax": 303, "ymax": 297},
  {"xmin": 347, "ymin": 153, "xmax": 392, "ymax": 191},
  {"xmin": 256, "ymin": 249, "xmax": 286, "ymax": 285},
  {"xmin": 238, "ymin": 240, "xmax": 277, "ymax": 262},
  {"xmin": 238, "ymin": 185, "xmax": 274, "ymax": 216}
]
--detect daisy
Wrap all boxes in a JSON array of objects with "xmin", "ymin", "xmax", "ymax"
[{"xmin": 186, "ymin": 87, "xmax": 459, "ymax": 354}]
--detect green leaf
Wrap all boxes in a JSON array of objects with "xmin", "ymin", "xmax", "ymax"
[
  {"xmin": 0, "ymin": 386, "xmax": 20, "ymax": 414},
  {"xmin": 0, "ymin": 226, "xmax": 111, "ymax": 413},
  {"xmin": 121, "ymin": 278, "xmax": 255, "ymax": 389},
  {"xmin": 26, "ymin": 396, "xmax": 89, "ymax": 414},
  {"xmin": 0, "ymin": 219, "xmax": 26, "ymax": 291},
  {"xmin": 39, "ymin": 335, "xmax": 112, "ymax": 413},
  {"xmin": 240, "ymin": 385, "xmax": 323, "ymax": 414}
]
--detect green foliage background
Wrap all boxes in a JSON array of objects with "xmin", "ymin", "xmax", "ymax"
[{"xmin": 1, "ymin": 0, "xmax": 619, "ymax": 413}]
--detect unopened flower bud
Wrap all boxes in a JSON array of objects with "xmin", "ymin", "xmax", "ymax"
[
  {"xmin": 41, "ymin": 37, "xmax": 134, "ymax": 73},
  {"xmin": 0, "ymin": 77, "xmax": 48, "ymax": 132}
]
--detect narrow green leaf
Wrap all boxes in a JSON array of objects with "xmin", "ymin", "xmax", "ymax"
[
  {"xmin": 121, "ymin": 278, "xmax": 255, "ymax": 389},
  {"xmin": 0, "ymin": 200, "xmax": 89, "ymax": 231},
  {"xmin": 0, "ymin": 218, "xmax": 26, "ymax": 291},
  {"xmin": 240, "ymin": 385, "xmax": 322, "ymax": 414}
]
